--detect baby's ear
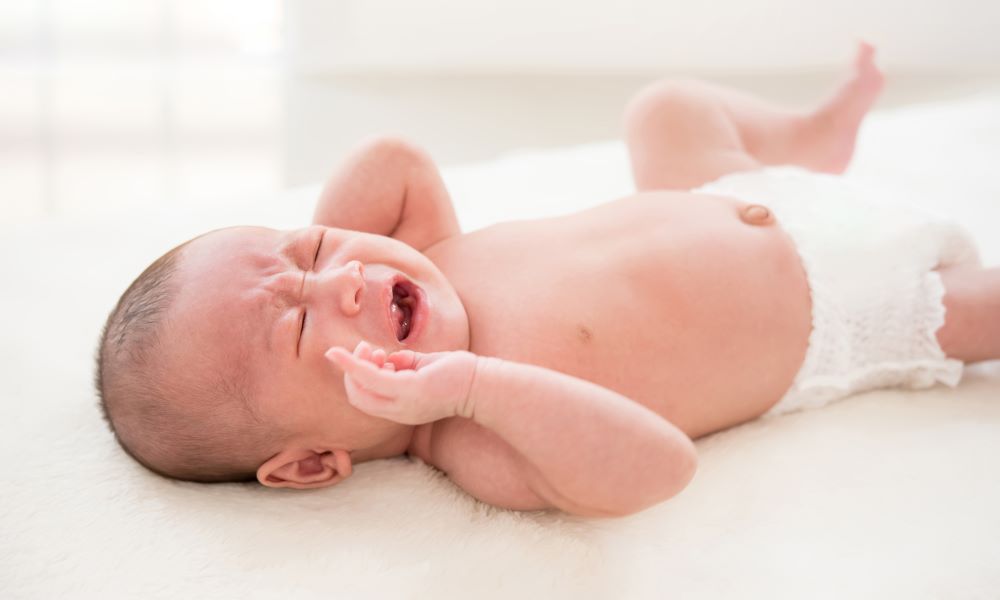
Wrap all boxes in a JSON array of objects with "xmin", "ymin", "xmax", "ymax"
[{"xmin": 256, "ymin": 448, "xmax": 353, "ymax": 490}]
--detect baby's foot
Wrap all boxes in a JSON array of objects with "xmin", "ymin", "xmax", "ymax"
[{"xmin": 797, "ymin": 41, "xmax": 885, "ymax": 174}]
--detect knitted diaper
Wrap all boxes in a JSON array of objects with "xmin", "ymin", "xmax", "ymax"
[{"xmin": 694, "ymin": 166, "xmax": 981, "ymax": 417}]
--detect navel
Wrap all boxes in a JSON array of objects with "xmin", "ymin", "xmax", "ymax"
[
  {"xmin": 740, "ymin": 203, "xmax": 774, "ymax": 226},
  {"xmin": 577, "ymin": 325, "xmax": 593, "ymax": 343}
]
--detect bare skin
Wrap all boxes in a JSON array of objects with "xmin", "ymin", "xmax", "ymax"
[
  {"xmin": 423, "ymin": 190, "xmax": 812, "ymax": 439},
  {"xmin": 169, "ymin": 44, "xmax": 999, "ymax": 516}
]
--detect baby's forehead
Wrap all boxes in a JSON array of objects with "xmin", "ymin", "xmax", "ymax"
[
  {"xmin": 172, "ymin": 227, "xmax": 286, "ymax": 352},
  {"xmin": 185, "ymin": 227, "xmax": 309, "ymax": 289},
  {"xmin": 191, "ymin": 226, "xmax": 284, "ymax": 259}
]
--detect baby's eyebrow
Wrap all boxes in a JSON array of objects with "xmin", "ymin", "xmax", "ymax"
[
  {"xmin": 275, "ymin": 227, "xmax": 316, "ymax": 266},
  {"xmin": 274, "ymin": 235, "xmax": 296, "ymax": 263}
]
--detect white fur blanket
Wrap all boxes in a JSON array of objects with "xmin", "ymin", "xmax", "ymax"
[{"xmin": 3, "ymin": 93, "xmax": 999, "ymax": 599}]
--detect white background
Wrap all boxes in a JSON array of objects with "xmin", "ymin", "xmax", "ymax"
[
  {"xmin": 2, "ymin": 0, "xmax": 999, "ymax": 223},
  {"xmin": 287, "ymin": 0, "xmax": 1000, "ymax": 73}
]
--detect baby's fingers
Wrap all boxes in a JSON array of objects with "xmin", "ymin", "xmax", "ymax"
[
  {"xmin": 386, "ymin": 349, "xmax": 420, "ymax": 371},
  {"xmin": 352, "ymin": 340, "xmax": 374, "ymax": 363},
  {"xmin": 326, "ymin": 347, "xmax": 412, "ymax": 397},
  {"xmin": 329, "ymin": 347, "xmax": 378, "ymax": 378}
]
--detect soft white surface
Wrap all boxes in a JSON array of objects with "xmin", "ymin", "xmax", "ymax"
[{"xmin": 2, "ymin": 93, "xmax": 1000, "ymax": 599}]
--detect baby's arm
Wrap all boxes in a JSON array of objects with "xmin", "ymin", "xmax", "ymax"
[
  {"xmin": 461, "ymin": 356, "xmax": 698, "ymax": 517},
  {"xmin": 313, "ymin": 137, "xmax": 461, "ymax": 251},
  {"xmin": 327, "ymin": 344, "xmax": 697, "ymax": 517}
]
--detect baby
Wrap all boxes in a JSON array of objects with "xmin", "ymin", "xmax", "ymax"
[{"xmin": 95, "ymin": 44, "xmax": 999, "ymax": 517}]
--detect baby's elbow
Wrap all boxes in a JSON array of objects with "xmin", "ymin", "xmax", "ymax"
[
  {"xmin": 666, "ymin": 436, "xmax": 698, "ymax": 500},
  {"xmin": 621, "ymin": 442, "xmax": 698, "ymax": 517},
  {"xmin": 563, "ymin": 441, "xmax": 699, "ymax": 519},
  {"xmin": 670, "ymin": 443, "xmax": 698, "ymax": 497},
  {"xmin": 584, "ymin": 445, "xmax": 698, "ymax": 517}
]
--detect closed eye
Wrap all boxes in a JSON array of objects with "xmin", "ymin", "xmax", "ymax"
[
  {"xmin": 297, "ymin": 309, "xmax": 306, "ymax": 357},
  {"xmin": 312, "ymin": 229, "xmax": 323, "ymax": 268},
  {"xmin": 295, "ymin": 230, "xmax": 323, "ymax": 357}
]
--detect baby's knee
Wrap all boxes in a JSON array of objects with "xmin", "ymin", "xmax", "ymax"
[{"xmin": 623, "ymin": 79, "xmax": 711, "ymax": 128}]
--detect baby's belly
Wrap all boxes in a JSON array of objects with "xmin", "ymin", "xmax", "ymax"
[
  {"xmin": 591, "ymin": 194, "xmax": 813, "ymax": 437},
  {"xmin": 436, "ymin": 191, "xmax": 813, "ymax": 438},
  {"xmin": 660, "ymin": 210, "xmax": 811, "ymax": 435}
]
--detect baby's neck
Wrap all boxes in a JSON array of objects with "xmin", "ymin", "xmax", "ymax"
[{"xmin": 349, "ymin": 424, "xmax": 416, "ymax": 464}]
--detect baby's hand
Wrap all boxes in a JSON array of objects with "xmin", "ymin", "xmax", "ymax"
[{"xmin": 325, "ymin": 341, "xmax": 478, "ymax": 425}]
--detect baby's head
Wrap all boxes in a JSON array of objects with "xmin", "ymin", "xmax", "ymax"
[{"xmin": 96, "ymin": 225, "xmax": 469, "ymax": 488}]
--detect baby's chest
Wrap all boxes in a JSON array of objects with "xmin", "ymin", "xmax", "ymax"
[
  {"xmin": 449, "ymin": 210, "xmax": 765, "ymax": 371},
  {"xmin": 434, "ymin": 194, "xmax": 812, "ymax": 434}
]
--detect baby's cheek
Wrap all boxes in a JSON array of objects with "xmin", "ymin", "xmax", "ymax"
[{"xmin": 312, "ymin": 364, "xmax": 352, "ymax": 406}]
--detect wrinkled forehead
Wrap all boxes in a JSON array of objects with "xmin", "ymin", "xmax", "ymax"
[
  {"xmin": 183, "ymin": 225, "xmax": 290, "ymax": 281},
  {"xmin": 168, "ymin": 226, "xmax": 290, "ymax": 366}
]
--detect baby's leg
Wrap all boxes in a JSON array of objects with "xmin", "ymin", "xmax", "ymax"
[
  {"xmin": 936, "ymin": 265, "xmax": 1000, "ymax": 363},
  {"xmin": 624, "ymin": 42, "xmax": 884, "ymax": 191}
]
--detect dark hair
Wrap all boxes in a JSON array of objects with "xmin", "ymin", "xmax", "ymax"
[{"xmin": 95, "ymin": 238, "xmax": 278, "ymax": 483}]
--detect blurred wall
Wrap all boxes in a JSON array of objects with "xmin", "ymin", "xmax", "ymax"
[
  {"xmin": 287, "ymin": 0, "xmax": 1000, "ymax": 74},
  {"xmin": 4, "ymin": 0, "xmax": 998, "ymax": 222}
]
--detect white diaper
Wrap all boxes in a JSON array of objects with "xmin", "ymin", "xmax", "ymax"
[{"xmin": 693, "ymin": 166, "xmax": 981, "ymax": 417}]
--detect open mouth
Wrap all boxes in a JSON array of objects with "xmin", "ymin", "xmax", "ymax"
[{"xmin": 389, "ymin": 281, "xmax": 417, "ymax": 341}]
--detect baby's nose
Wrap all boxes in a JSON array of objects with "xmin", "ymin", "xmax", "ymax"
[{"xmin": 316, "ymin": 260, "xmax": 365, "ymax": 316}]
